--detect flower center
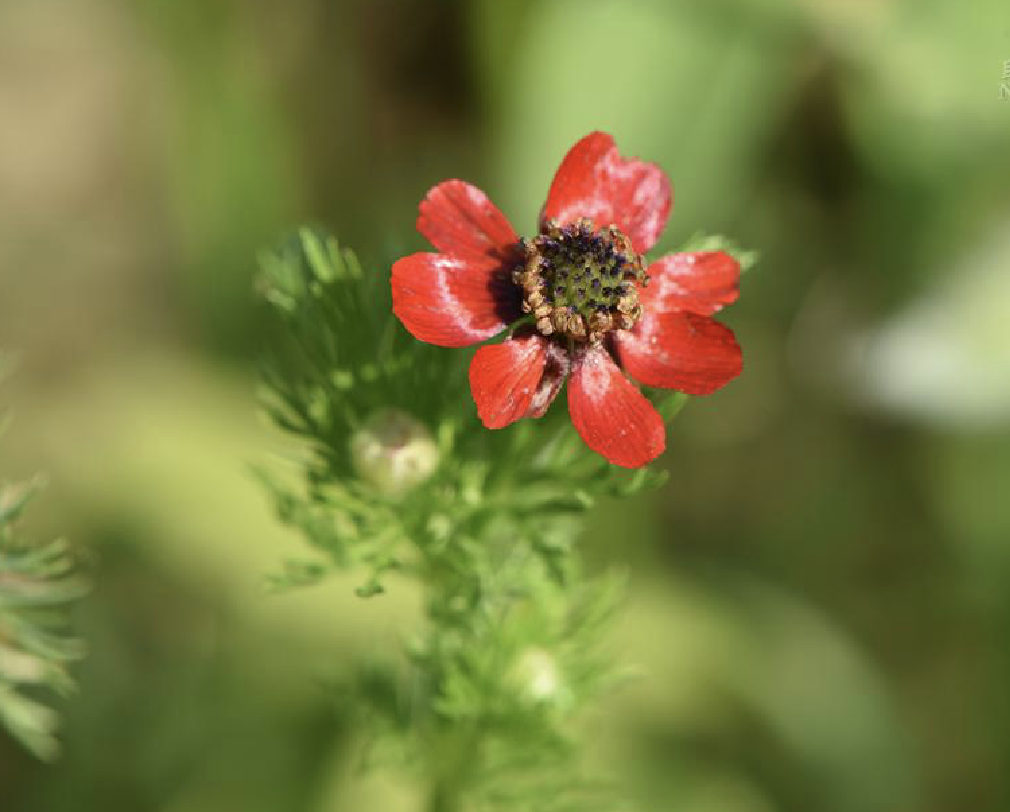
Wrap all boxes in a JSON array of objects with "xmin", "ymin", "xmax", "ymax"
[{"xmin": 513, "ymin": 218, "xmax": 648, "ymax": 343}]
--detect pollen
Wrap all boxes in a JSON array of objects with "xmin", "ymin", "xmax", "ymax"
[{"xmin": 513, "ymin": 218, "xmax": 648, "ymax": 343}]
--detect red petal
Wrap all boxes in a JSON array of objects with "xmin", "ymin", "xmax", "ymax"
[
  {"xmin": 615, "ymin": 311, "xmax": 742, "ymax": 395},
  {"xmin": 469, "ymin": 333, "xmax": 548, "ymax": 429},
  {"xmin": 542, "ymin": 132, "xmax": 672, "ymax": 254},
  {"xmin": 525, "ymin": 339, "xmax": 570, "ymax": 419},
  {"xmin": 643, "ymin": 252, "xmax": 740, "ymax": 316},
  {"xmin": 392, "ymin": 253, "xmax": 520, "ymax": 347},
  {"xmin": 417, "ymin": 180, "xmax": 520, "ymax": 265},
  {"xmin": 567, "ymin": 344, "xmax": 665, "ymax": 469}
]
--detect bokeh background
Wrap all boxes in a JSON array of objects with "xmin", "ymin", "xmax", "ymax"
[{"xmin": 3, "ymin": 0, "xmax": 1010, "ymax": 810}]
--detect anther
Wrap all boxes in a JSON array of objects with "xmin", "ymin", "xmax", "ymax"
[{"xmin": 516, "ymin": 218, "xmax": 649, "ymax": 343}]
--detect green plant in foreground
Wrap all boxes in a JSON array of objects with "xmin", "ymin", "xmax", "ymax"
[
  {"xmin": 257, "ymin": 216, "xmax": 752, "ymax": 810},
  {"xmin": 258, "ymin": 120, "xmax": 751, "ymax": 812}
]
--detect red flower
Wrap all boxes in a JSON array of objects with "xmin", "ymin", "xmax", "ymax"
[{"xmin": 392, "ymin": 132, "xmax": 742, "ymax": 468}]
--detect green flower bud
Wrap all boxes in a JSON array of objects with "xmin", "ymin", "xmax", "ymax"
[{"xmin": 349, "ymin": 408, "xmax": 438, "ymax": 497}]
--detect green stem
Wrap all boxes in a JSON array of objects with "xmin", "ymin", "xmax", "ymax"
[
  {"xmin": 427, "ymin": 780, "xmax": 461, "ymax": 812},
  {"xmin": 426, "ymin": 725, "xmax": 480, "ymax": 812}
]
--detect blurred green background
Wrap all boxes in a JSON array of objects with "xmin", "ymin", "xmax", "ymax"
[{"xmin": 2, "ymin": 0, "xmax": 1010, "ymax": 810}]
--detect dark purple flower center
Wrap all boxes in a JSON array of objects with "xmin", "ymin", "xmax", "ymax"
[{"xmin": 513, "ymin": 218, "xmax": 648, "ymax": 343}]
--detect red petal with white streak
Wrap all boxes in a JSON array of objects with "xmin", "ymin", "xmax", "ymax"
[
  {"xmin": 643, "ymin": 252, "xmax": 740, "ymax": 316},
  {"xmin": 392, "ymin": 253, "xmax": 520, "ymax": 348},
  {"xmin": 417, "ymin": 180, "xmax": 521, "ymax": 265},
  {"xmin": 542, "ymin": 132, "xmax": 672, "ymax": 254},
  {"xmin": 567, "ymin": 344, "xmax": 665, "ymax": 468},
  {"xmin": 469, "ymin": 332, "xmax": 548, "ymax": 429},
  {"xmin": 525, "ymin": 339, "xmax": 570, "ymax": 419},
  {"xmin": 615, "ymin": 311, "xmax": 742, "ymax": 395}
]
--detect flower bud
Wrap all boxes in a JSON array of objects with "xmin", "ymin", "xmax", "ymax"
[
  {"xmin": 513, "ymin": 647, "xmax": 564, "ymax": 705},
  {"xmin": 349, "ymin": 408, "xmax": 438, "ymax": 497}
]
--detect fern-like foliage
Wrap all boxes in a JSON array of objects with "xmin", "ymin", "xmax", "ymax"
[
  {"xmin": 255, "ymin": 229, "xmax": 757, "ymax": 810},
  {"xmin": 0, "ymin": 368, "xmax": 85, "ymax": 761}
]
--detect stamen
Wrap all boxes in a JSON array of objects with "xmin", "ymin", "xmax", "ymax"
[{"xmin": 513, "ymin": 218, "xmax": 648, "ymax": 343}]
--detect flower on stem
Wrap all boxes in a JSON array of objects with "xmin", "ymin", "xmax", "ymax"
[{"xmin": 392, "ymin": 132, "xmax": 742, "ymax": 468}]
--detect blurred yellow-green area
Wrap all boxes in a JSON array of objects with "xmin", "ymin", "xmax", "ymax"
[{"xmin": 2, "ymin": 0, "xmax": 1010, "ymax": 810}]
